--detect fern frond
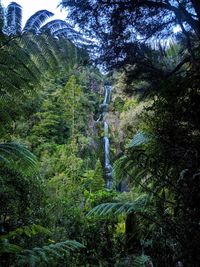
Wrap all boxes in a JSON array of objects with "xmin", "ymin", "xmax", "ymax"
[
  {"xmin": 0, "ymin": 238, "xmax": 23, "ymax": 254},
  {"xmin": 18, "ymin": 240, "xmax": 84, "ymax": 266},
  {"xmin": 113, "ymin": 155, "xmax": 129, "ymax": 183},
  {"xmin": 0, "ymin": 142, "xmax": 38, "ymax": 175},
  {"xmin": 6, "ymin": 37, "xmax": 43, "ymax": 79},
  {"xmin": 31, "ymin": 34, "xmax": 58, "ymax": 69},
  {"xmin": 23, "ymin": 10, "xmax": 54, "ymax": 33},
  {"xmin": 133, "ymin": 254, "xmax": 151, "ymax": 267},
  {"xmin": 40, "ymin": 19, "xmax": 69, "ymax": 34},
  {"xmin": 40, "ymin": 19, "xmax": 93, "ymax": 47},
  {"xmin": 52, "ymin": 27, "xmax": 75, "ymax": 37},
  {"xmin": 128, "ymin": 132, "xmax": 150, "ymax": 148},
  {"xmin": 4, "ymin": 2, "xmax": 22, "ymax": 35},
  {"xmin": 2, "ymin": 225, "xmax": 50, "ymax": 239},
  {"xmin": 0, "ymin": 3, "xmax": 4, "ymax": 34},
  {"xmin": 19, "ymin": 35, "xmax": 50, "ymax": 71},
  {"xmin": 88, "ymin": 195, "xmax": 148, "ymax": 217}
]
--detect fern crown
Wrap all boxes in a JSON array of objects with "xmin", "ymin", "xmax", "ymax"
[{"xmin": 2, "ymin": 1, "xmax": 82, "ymax": 40}]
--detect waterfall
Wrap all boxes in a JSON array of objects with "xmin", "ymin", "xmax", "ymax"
[
  {"xmin": 104, "ymin": 121, "xmax": 112, "ymax": 189},
  {"xmin": 97, "ymin": 85, "xmax": 113, "ymax": 189}
]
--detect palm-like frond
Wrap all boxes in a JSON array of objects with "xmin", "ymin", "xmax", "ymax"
[
  {"xmin": 112, "ymin": 155, "xmax": 129, "ymax": 183},
  {"xmin": 17, "ymin": 240, "xmax": 84, "ymax": 266},
  {"xmin": 40, "ymin": 19, "xmax": 69, "ymax": 34},
  {"xmin": 23, "ymin": 10, "xmax": 54, "ymax": 33},
  {"xmin": 0, "ymin": 238, "xmax": 23, "ymax": 254},
  {"xmin": 0, "ymin": 37, "xmax": 42, "ymax": 112},
  {"xmin": 0, "ymin": 3, "xmax": 4, "ymax": 34},
  {"xmin": 87, "ymin": 195, "xmax": 148, "ymax": 217},
  {"xmin": 4, "ymin": 2, "xmax": 22, "ymax": 35},
  {"xmin": 26, "ymin": 34, "xmax": 58, "ymax": 70},
  {"xmin": 0, "ymin": 49, "xmax": 36, "ymax": 91},
  {"xmin": 0, "ymin": 142, "xmax": 38, "ymax": 174},
  {"xmin": 52, "ymin": 27, "xmax": 76, "ymax": 38},
  {"xmin": 112, "ymin": 153, "xmax": 146, "ymax": 187},
  {"xmin": 112, "ymin": 132, "xmax": 152, "ymax": 186},
  {"xmin": 128, "ymin": 132, "xmax": 150, "ymax": 148},
  {"xmin": 19, "ymin": 35, "xmax": 50, "ymax": 71},
  {"xmin": 8, "ymin": 40, "xmax": 41, "ymax": 79},
  {"xmin": 56, "ymin": 29, "xmax": 93, "ymax": 47},
  {"xmin": 3, "ymin": 224, "xmax": 50, "ymax": 239},
  {"xmin": 40, "ymin": 19, "xmax": 93, "ymax": 46}
]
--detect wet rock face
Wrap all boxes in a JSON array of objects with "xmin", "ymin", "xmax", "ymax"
[
  {"xmin": 99, "ymin": 103, "xmax": 108, "ymax": 113},
  {"xmin": 104, "ymin": 165, "xmax": 112, "ymax": 173}
]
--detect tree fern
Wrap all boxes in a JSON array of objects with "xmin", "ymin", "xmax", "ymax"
[
  {"xmin": 0, "ymin": 4, "xmax": 89, "ymax": 177},
  {"xmin": 2, "ymin": 2, "xmax": 92, "ymax": 47},
  {"xmin": 0, "ymin": 30, "xmax": 87, "ymax": 128},
  {"xmin": 112, "ymin": 155, "xmax": 130, "ymax": 184}
]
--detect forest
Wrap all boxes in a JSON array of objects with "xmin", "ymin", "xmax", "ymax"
[{"xmin": 0, "ymin": 0, "xmax": 200, "ymax": 266}]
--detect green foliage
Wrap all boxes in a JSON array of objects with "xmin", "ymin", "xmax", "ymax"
[
  {"xmin": 83, "ymin": 159, "xmax": 104, "ymax": 192},
  {"xmin": 113, "ymin": 97, "xmax": 125, "ymax": 112},
  {"xmin": 111, "ymin": 45, "xmax": 200, "ymax": 266},
  {"xmin": 122, "ymin": 98, "xmax": 138, "ymax": 112},
  {"xmin": 133, "ymin": 254, "xmax": 151, "ymax": 267},
  {"xmin": 0, "ymin": 2, "xmax": 118, "ymax": 266},
  {"xmin": 17, "ymin": 240, "xmax": 85, "ymax": 267},
  {"xmin": 3, "ymin": 224, "xmax": 50, "ymax": 239},
  {"xmin": 0, "ymin": 238, "xmax": 22, "ymax": 254},
  {"xmin": 87, "ymin": 195, "xmax": 148, "ymax": 217},
  {"xmin": 62, "ymin": 75, "xmax": 84, "ymax": 136},
  {"xmin": 127, "ymin": 132, "xmax": 150, "ymax": 148},
  {"xmin": 0, "ymin": 225, "xmax": 50, "ymax": 255},
  {"xmin": 0, "ymin": 33, "xmax": 86, "ymax": 134},
  {"xmin": 0, "ymin": 142, "xmax": 38, "ymax": 175},
  {"xmin": 2, "ymin": 1, "xmax": 184, "ymax": 265}
]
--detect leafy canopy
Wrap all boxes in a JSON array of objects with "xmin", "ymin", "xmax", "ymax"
[{"xmin": 61, "ymin": 0, "xmax": 200, "ymax": 69}]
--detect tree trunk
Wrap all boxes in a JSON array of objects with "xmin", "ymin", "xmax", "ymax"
[{"xmin": 125, "ymin": 212, "xmax": 140, "ymax": 253}]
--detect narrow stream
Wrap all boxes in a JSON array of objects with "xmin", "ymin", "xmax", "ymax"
[{"xmin": 97, "ymin": 85, "xmax": 113, "ymax": 189}]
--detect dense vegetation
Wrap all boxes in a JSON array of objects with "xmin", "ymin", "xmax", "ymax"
[{"xmin": 1, "ymin": 0, "xmax": 200, "ymax": 266}]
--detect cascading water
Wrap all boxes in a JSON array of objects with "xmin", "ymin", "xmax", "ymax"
[{"xmin": 97, "ymin": 85, "xmax": 113, "ymax": 189}]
